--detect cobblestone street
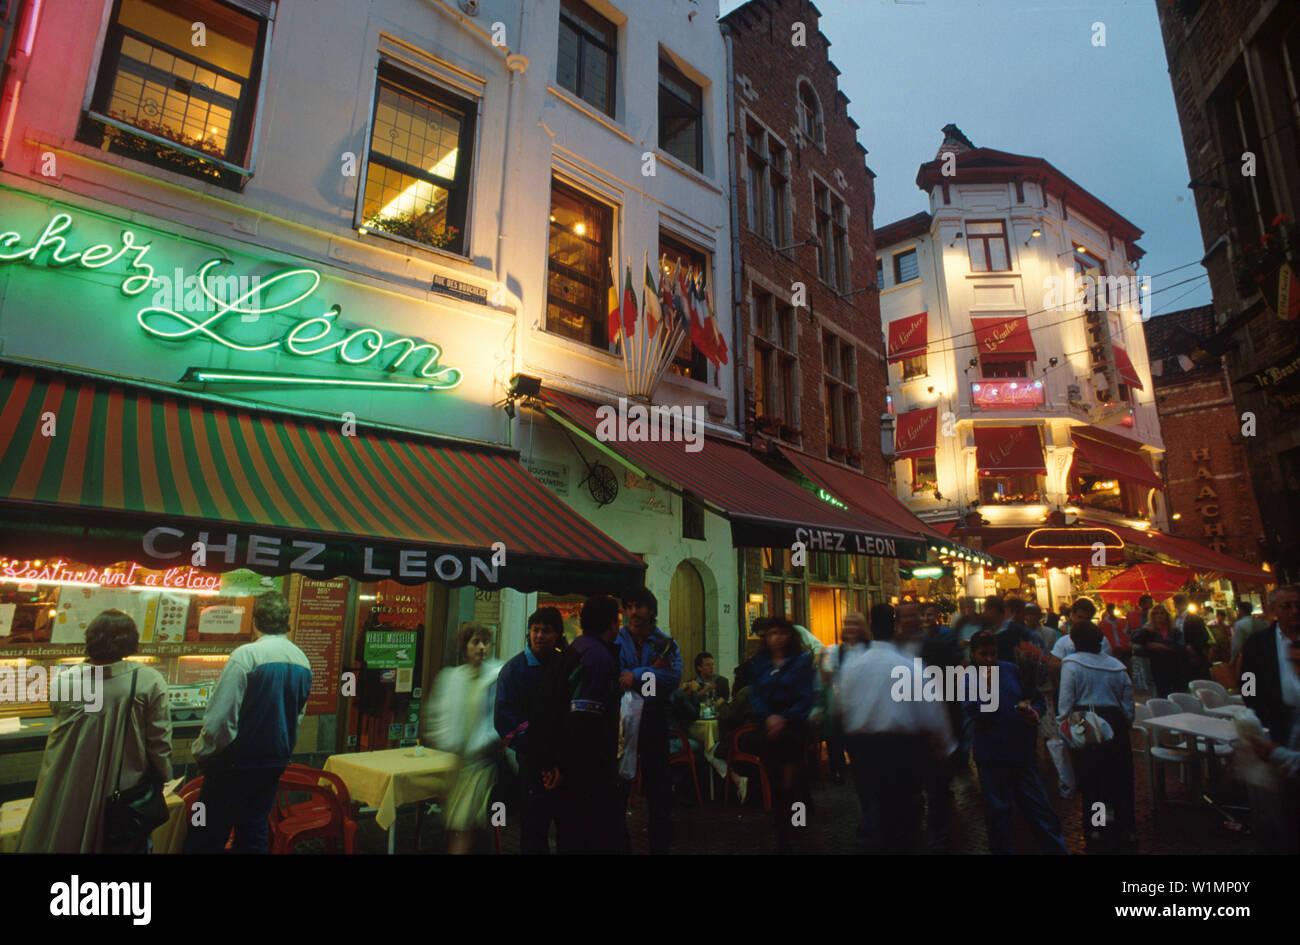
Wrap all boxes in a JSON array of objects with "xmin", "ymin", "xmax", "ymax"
[{"xmin": 357, "ymin": 745, "xmax": 1258, "ymax": 855}]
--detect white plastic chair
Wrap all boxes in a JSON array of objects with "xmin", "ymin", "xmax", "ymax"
[
  {"xmin": 1169, "ymin": 692, "xmax": 1205, "ymax": 714},
  {"xmin": 1190, "ymin": 680, "xmax": 1230, "ymax": 709},
  {"xmin": 1134, "ymin": 699, "xmax": 1200, "ymax": 810},
  {"xmin": 1189, "ymin": 679, "xmax": 1243, "ymax": 706}
]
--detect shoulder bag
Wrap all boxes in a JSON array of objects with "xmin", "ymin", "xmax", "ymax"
[{"xmin": 102, "ymin": 668, "xmax": 170, "ymax": 850}]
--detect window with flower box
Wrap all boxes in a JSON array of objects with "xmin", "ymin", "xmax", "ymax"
[
  {"xmin": 77, "ymin": 0, "xmax": 269, "ymax": 190},
  {"xmin": 357, "ymin": 63, "xmax": 477, "ymax": 256}
]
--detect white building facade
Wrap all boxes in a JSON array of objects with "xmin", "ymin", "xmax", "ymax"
[{"xmin": 876, "ymin": 128, "xmax": 1166, "ymax": 599}]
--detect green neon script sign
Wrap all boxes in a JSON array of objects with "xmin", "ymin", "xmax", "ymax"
[
  {"xmin": 0, "ymin": 213, "xmax": 462, "ymax": 390},
  {"xmin": 817, "ymin": 487, "xmax": 848, "ymax": 509}
]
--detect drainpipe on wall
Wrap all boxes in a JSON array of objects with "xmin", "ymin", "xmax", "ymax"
[
  {"xmin": 722, "ymin": 24, "xmax": 745, "ymax": 434},
  {"xmin": 0, "ymin": 0, "xmax": 38, "ymax": 166}
]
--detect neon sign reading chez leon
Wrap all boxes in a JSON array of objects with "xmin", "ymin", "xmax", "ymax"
[{"xmin": 0, "ymin": 213, "xmax": 462, "ymax": 390}]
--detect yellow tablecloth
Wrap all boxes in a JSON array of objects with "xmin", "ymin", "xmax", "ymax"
[
  {"xmin": 689, "ymin": 719, "xmax": 719, "ymax": 755},
  {"xmin": 323, "ymin": 748, "xmax": 458, "ymax": 831},
  {"xmin": 0, "ymin": 790, "xmax": 184, "ymax": 854}
]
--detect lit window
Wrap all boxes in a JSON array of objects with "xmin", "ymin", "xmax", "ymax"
[
  {"xmin": 77, "ymin": 0, "xmax": 268, "ymax": 189},
  {"xmin": 360, "ymin": 65, "xmax": 477, "ymax": 255}
]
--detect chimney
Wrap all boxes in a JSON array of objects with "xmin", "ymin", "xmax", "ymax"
[{"xmin": 936, "ymin": 123, "xmax": 975, "ymax": 161}]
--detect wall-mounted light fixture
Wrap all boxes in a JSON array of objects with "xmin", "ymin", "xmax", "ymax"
[
  {"xmin": 775, "ymin": 235, "xmax": 823, "ymax": 253},
  {"xmin": 1024, "ymin": 228, "xmax": 1042, "ymax": 246},
  {"xmin": 948, "ymin": 232, "xmax": 964, "ymax": 248}
]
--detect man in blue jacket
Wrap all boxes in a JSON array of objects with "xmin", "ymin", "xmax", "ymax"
[
  {"xmin": 494, "ymin": 606, "xmax": 565, "ymax": 853},
  {"xmin": 185, "ymin": 591, "xmax": 312, "ymax": 854},
  {"xmin": 618, "ymin": 586, "xmax": 682, "ymax": 855},
  {"xmin": 964, "ymin": 630, "xmax": 1067, "ymax": 854}
]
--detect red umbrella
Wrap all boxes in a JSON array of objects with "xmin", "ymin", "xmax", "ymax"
[{"xmin": 1096, "ymin": 563, "xmax": 1193, "ymax": 605}]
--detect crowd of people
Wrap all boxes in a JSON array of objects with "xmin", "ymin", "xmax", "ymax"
[{"xmin": 15, "ymin": 582, "xmax": 1300, "ymax": 855}]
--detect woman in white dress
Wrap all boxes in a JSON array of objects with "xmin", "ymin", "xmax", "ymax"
[{"xmin": 421, "ymin": 623, "xmax": 503, "ymax": 854}]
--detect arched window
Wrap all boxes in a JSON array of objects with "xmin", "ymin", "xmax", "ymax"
[{"xmin": 797, "ymin": 82, "xmax": 822, "ymax": 146}]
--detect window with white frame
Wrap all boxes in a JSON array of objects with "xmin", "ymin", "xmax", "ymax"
[{"xmin": 893, "ymin": 248, "xmax": 919, "ymax": 284}]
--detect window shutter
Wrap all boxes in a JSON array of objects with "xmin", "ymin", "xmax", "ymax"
[{"xmin": 223, "ymin": 0, "xmax": 275, "ymax": 19}]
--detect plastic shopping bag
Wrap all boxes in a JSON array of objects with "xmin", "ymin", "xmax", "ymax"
[
  {"xmin": 618, "ymin": 691, "xmax": 644, "ymax": 780},
  {"xmin": 1045, "ymin": 736, "xmax": 1076, "ymax": 798}
]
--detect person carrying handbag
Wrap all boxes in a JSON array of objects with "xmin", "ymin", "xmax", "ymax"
[
  {"xmin": 1057, "ymin": 622, "xmax": 1135, "ymax": 853},
  {"xmin": 19, "ymin": 610, "xmax": 173, "ymax": 853}
]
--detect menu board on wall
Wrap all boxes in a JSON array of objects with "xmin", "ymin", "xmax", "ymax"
[
  {"xmin": 52, "ymin": 588, "xmax": 154, "ymax": 644},
  {"xmin": 293, "ymin": 577, "xmax": 348, "ymax": 715}
]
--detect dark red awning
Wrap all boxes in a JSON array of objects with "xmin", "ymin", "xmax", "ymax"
[
  {"xmin": 887, "ymin": 312, "xmax": 928, "ymax": 362},
  {"xmin": 777, "ymin": 445, "xmax": 952, "ymax": 548},
  {"xmin": 539, "ymin": 391, "xmax": 928, "ymax": 559},
  {"xmin": 974, "ymin": 425, "xmax": 1045, "ymax": 475},
  {"xmin": 1070, "ymin": 427, "xmax": 1162, "ymax": 489},
  {"xmin": 972, "ymin": 315, "xmax": 1036, "ymax": 362},
  {"xmin": 1112, "ymin": 345, "xmax": 1144, "ymax": 390},
  {"xmin": 1084, "ymin": 520, "xmax": 1273, "ymax": 585},
  {"xmin": 895, "ymin": 407, "xmax": 938, "ymax": 459}
]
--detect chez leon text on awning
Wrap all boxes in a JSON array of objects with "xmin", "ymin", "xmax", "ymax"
[
  {"xmin": 974, "ymin": 425, "xmax": 1047, "ymax": 475},
  {"xmin": 538, "ymin": 389, "xmax": 928, "ymax": 560},
  {"xmin": 971, "ymin": 315, "xmax": 1036, "ymax": 362},
  {"xmin": 0, "ymin": 362, "xmax": 645, "ymax": 593},
  {"xmin": 888, "ymin": 312, "xmax": 928, "ymax": 362},
  {"xmin": 1069, "ymin": 425, "xmax": 1163, "ymax": 489}
]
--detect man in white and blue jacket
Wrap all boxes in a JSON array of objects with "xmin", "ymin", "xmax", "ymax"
[
  {"xmin": 184, "ymin": 591, "xmax": 312, "ymax": 854},
  {"xmin": 618, "ymin": 587, "xmax": 682, "ymax": 855}
]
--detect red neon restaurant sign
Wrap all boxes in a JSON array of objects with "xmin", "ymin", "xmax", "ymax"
[
  {"xmin": 971, "ymin": 379, "xmax": 1045, "ymax": 407},
  {"xmin": 0, "ymin": 558, "xmax": 220, "ymax": 593}
]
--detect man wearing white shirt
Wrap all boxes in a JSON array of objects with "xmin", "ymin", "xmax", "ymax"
[
  {"xmin": 1047, "ymin": 597, "xmax": 1111, "ymax": 668},
  {"xmin": 840, "ymin": 604, "xmax": 954, "ymax": 853}
]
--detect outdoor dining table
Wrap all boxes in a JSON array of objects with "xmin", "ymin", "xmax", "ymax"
[
  {"xmin": 0, "ymin": 788, "xmax": 185, "ymax": 854},
  {"xmin": 1144, "ymin": 712, "xmax": 1241, "ymax": 805},
  {"xmin": 689, "ymin": 718, "xmax": 720, "ymax": 800},
  {"xmin": 323, "ymin": 747, "xmax": 458, "ymax": 854}
]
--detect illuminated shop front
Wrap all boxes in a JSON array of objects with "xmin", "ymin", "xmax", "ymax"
[{"xmin": 0, "ymin": 190, "xmax": 643, "ymax": 775}]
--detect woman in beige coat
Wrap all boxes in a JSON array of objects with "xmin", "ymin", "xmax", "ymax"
[{"xmin": 18, "ymin": 609, "xmax": 173, "ymax": 853}]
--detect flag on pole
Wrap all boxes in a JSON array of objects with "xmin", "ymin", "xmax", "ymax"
[
  {"xmin": 623, "ymin": 260, "xmax": 638, "ymax": 338},
  {"xmin": 670, "ymin": 258, "xmax": 691, "ymax": 332},
  {"xmin": 699, "ymin": 270, "xmax": 728, "ymax": 367},
  {"xmin": 644, "ymin": 254, "xmax": 662, "ymax": 337},
  {"xmin": 683, "ymin": 267, "xmax": 710, "ymax": 356},
  {"xmin": 607, "ymin": 260, "xmax": 621, "ymax": 344}
]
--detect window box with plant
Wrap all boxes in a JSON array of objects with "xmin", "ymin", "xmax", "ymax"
[
  {"xmin": 76, "ymin": 0, "xmax": 268, "ymax": 191},
  {"xmin": 1234, "ymin": 215, "xmax": 1299, "ymax": 317},
  {"xmin": 756, "ymin": 415, "xmax": 782, "ymax": 434},
  {"xmin": 781, "ymin": 423, "xmax": 801, "ymax": 440},
  {"xmin": 359, "ymin": 64, "xmax": 476, "ymax": 257}
]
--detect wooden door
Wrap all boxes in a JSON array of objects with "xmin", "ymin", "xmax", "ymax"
[{"xmin": 669, "ymin": 561, "xmax": 706, "ymax": 672}]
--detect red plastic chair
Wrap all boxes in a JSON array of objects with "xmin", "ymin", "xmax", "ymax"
[
  {"xmin": 627, "ymin": 730, "xmax": 704, "ymax": 807},
  {"xmin": 723, "ymin": 723, "xmax": 772, "ymax": 810},
  {"xmin": 270, "ymin": 765, "xmax": 358, "ymax": 854},
  {"xmin": 175, "ymin": 776, "xmax": 236, "ymax": 852}
]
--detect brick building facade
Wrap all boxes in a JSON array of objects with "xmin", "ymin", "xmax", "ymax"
[
  {"xmin": 1155, "ymin": 0, "xmax": 1300, "ymax": 582},
  {"xmin": 723, "ymin": 0, "xmax": 900, "ymax": 641},
  {"xmin": 1144, "ymin": 306, "xmax": 1266, "ymax": 569}
]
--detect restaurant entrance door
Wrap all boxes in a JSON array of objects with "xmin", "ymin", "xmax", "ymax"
[{"xmin": 670, "ymin": 561, "xmax": 705, "ymax": 669}]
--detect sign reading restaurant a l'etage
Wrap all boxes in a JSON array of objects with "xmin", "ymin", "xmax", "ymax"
[{"xmin": 0, "ymin": 203, "xmax": 462, "ymax": 392}]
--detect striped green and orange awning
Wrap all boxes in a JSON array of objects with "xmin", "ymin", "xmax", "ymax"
[{"xmin": 0, "ymin": 363, "xmax": 644, "ymax": 593}]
